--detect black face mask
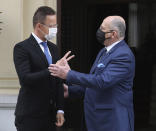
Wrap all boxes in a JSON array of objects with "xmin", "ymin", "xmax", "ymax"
[{"xmin": 96, "ymin": 28, "xmax": 112, "ymax": 44}]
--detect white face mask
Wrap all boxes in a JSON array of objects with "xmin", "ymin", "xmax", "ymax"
[{"xmin": 45, "ymin": 27, "xmax": 57, "ymax": 41}]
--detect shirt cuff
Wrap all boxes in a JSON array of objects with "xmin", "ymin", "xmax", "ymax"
[{"xmin": 57, "ymin": 110, "xmax": 64, "ymax": 114}]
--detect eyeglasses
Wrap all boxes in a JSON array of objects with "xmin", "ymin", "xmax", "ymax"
[{"xmin": 41, "ymin": 23, "xmax": 58, "ymax": 28}]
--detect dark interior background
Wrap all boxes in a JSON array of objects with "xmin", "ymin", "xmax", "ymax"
[{"xmin": 57, "ymin": 0, "xmax": 156, "ymax": 130}]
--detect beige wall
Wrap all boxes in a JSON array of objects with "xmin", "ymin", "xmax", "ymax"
[
  {"xmin": 23, "ymin": 0, "xmax": 57, "ymax": 42},
  {"xmin": 0, "ymin": 0, "xmax": 57, "ymax": 94}
]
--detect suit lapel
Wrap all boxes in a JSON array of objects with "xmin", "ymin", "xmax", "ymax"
[
  {"xmin": 90, "ymin": 52, "xmax": 110, "ymax": 74},
  {"xmin": 90, "ymin": 47, "xmax": 105, "ymax": 74},
  {"xmin": 28, "ymin": 35, "xmax": 49, "ymax": 66},
  {"xmin": 90, "ymin": 40, "xmax": 125, "ymax": 74}
]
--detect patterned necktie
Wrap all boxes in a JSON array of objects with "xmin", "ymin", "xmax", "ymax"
[
  {"xmin": 40, "ymin": 42, "xmax": 52, "ymax": 65},
  {"xmin": 98, "ymin": 48, "xmax": 107, "ymax": 63}
]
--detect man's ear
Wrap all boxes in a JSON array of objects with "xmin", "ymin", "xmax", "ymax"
[
  {"xmin": 112, "ymin": 31, "xmax": 117, "ymax": 39},
  {"xmin": 111, "ymin": 32, "xmax": 115, "ymax": 39},
  {"xmin": 36, "ymin": 23, "xmax": 41, "ymax": 29}
]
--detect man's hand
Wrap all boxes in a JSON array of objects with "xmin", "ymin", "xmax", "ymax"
[
  {"xmin": 56, "ymin": 51, "xmax": 75, "ymax": 66},
  {"xmin": 55, "ymin": 113, "xmax": 65, "ymax": 127},
  {"xmin": 63, "ymin": 84, "xmax": 69, "ymax": 98},
  {"xmin": 48, "ymin": 59, "xmax": 70, "ymax": 79}
]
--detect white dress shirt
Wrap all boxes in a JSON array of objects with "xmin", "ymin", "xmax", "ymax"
[
  {"xmin": 105, "ymin": 40, "xmax": 122, "ymax": 53},
  {"xmin": 32, "ymin": 32, "xmax": 52, "ymax": 56}
]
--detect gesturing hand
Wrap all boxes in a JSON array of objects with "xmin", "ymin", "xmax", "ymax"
[
  {"xmin": 49, "ymin": 59, "xmax": 70, "ymax": 79},
  {"xmin": 56, "ymin": 51, "xmax": 75, "ymax": 66}
]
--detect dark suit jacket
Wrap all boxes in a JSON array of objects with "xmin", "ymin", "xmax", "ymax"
[
  {"xmin": 68, "ymin": 40, "xmax": 135, "ymax": 131},
  {"xmin": 13, "ymin": 35, "xmax": 63, "ymax": 117}
]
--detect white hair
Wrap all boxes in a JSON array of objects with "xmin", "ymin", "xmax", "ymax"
[{"xmin": 109, "ymin": 16, "xmax": 126, "ymax": 38}]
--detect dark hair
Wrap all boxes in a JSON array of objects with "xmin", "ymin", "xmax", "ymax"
[{"xmin": 33, "ymin": 6, "xmax": 56, "ymax": 28}]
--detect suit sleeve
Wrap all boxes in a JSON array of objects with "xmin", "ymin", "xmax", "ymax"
[
  {"xmin": 67, "ymin": 53, "xmax": 132, "ymax": 90},
  {"xmin": 53, "ymin": 45, "xmax": 64, "ymax": 110},
  {"xmin": 68, "ymin": 85, "xmax": 86, "ymax": 98},
  {"xmin": 55, "ymin": 78, "xmax": 64, "ymax": 110},
  {"xmin": 13, "ymin": 44, "xmax": 50, "ymax": 86}
]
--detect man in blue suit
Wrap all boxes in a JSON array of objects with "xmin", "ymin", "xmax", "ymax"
[{"xmin": 49, "ymin": 16, "xmax": 135, "ymax": 131}]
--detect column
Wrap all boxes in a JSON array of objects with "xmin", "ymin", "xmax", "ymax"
[{"xmin": 128, "ymin": 3, "xmax": 138, "ymax": 47}]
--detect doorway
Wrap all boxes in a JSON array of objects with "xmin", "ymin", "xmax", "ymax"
[
  {"xmin": 57, "ymin": 0, "xmax": 156, "ymax": 131},
  {"xmin": 58, "ymin": 0, "xmax": 130, "ymax": 130}
]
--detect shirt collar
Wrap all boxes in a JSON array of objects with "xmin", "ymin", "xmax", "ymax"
[
  {"xmin": 105, "ymin": 40, "xmax": 122, "ymax": 52},
  {"xmin": 32, "ymin": 32, "xmax": 47, "ymax": 44}
]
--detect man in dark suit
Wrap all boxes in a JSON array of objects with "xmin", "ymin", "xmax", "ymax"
[
  {"xmin": 49, "ymin": 16, "xmax": 135, "ymax": 131},
  {"xmin": 13, "ymin": 6, "xmax": 64, "ymax": 131}
]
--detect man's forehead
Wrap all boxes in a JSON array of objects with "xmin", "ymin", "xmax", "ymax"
[
  {"xmin": 45, "ymin": 15, "xmax": 56, "ymax": 24},
  {"xmin": 100, "ymin": 21, "xmax": 109, "ymax": 30},
  {"xmin": 100, "ymin": 24, "xmax": 105, "ymax": 30},
  {"xmin": 45, "ymin": 15, "xmax": 56, "ymax": 20}
]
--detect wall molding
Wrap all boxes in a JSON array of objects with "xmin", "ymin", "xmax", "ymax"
[
  {"xmin": 0, "ymin": 72, "xmax": 18, "ymax": 79},
  {"xmin": 0, "ymin": 95, "xmax": 17, "ymax": 108},
  {"xmin": 0, "ymin": 79, "xmax": 20, "ymax": 89},
  {"xmin": 0, "ymin": 72, "xmax": 19, "ymax": 89}
]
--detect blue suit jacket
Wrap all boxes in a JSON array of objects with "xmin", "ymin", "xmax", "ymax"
[{"xmin": 67, "ymin": 40, "xmax": 135, "ymax": 131}]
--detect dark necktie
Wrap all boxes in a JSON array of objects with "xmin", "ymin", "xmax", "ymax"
[
  {"xmin": 98, "ymin": 48, "xmax": 107, "ymax": 63},
  {"xmin": 40, "ymin": 42, "xmax": 52, "ymax": 65}
]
